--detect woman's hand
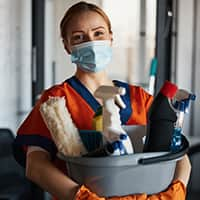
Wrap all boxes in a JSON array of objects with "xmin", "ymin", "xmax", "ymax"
[{"xmin": 173, "ymin": 154, "xmax": 191, "ymax": 187}]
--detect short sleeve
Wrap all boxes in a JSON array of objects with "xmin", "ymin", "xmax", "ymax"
[
  {"xmin": 13, "ymin": 88, "xmax": 60, "ymax": 167},
  {"xmin": 127, "ymin": 86, "xmax": 153, "ymax": 125}
]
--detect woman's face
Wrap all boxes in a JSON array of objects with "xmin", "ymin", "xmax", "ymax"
[{"xmin": 64, "ymin": 11, "xmax": 112, "ymax": 53}]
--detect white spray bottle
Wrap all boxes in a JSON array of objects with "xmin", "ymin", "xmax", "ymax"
[{"xmin": 94, "ymin": 85, "xmax": 134, "ymax": 155}]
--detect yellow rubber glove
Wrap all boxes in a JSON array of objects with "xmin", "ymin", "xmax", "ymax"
[
  {"xmin": 75, "ymin": 180, "xmax": 186, "ymax": 200},
  {"xmin": 75, "ymin": 185, "xmax": 105, "ymax": 200}
]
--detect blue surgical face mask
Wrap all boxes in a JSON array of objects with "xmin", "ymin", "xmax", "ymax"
[{"xmin": 71, "ymin": 40, "xmax": 112, "ymax": 73}]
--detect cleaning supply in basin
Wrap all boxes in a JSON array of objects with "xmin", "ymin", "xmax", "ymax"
[
  {"xmin": 88, "ymin": 85, "xmax": 134, "ymax": 156},
  {"xmin": 40, "ymin": 96, "xmax": 87, "ymax": 157},
  {"xmin": 92, "ymin": 106, "xmax": 103, "ymax": 132},
  {"xmin": 170, "ymin": 90, "xmax": 196, "ymax": 152},
  {"xmin": 144, "ymin": 80, "xmax": 196, "ymax": 153},
  {"xmin": 143, "ymin": 81, "xmax": 178, "ymax": 152},
  {"xmin": 170, "ymin": 101, "xmax": 184, "ymax": 152},
  {"xmin": 84, "ymin": 133, "xmax": 131, "ymax": 157}
]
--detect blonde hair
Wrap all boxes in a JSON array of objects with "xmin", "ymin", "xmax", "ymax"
[{"xmin": 60, "ymin": 1, "xmax": 112, "ymax": 40}]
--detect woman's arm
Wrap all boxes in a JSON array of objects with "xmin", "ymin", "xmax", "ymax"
[
  {"xmin": 173, "ymin": 154, "xmax": 191, "ymax": 187},
  {"xmin": 26, "ymin": 150, "xmax": 80, "ymax": 200}
]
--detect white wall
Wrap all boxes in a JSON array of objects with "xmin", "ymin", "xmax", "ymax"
[
  {"xmin": 0, "ymin": 0, "xmax": 32, "ymax": 133},
  {"xmin": 193, "ymin": 0, "xmax": 200, "ymax": 137},
  {"xmin": 45, "ymin": 0, "xmax": 55, "ymax": 88},
  {"xmin": 176, "ymin": 0, "xmax": 194, "ymax": 136},
  {"xmin": 176, "ymin": 0, "xmax": 194, "ymax": 90}
]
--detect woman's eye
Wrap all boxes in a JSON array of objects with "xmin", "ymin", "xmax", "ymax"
[
  {"xmin": 71, "ymin": 34, "xmax": 84, "ymax": 44},
  {"xmin": 94, "ymin": 31, "xmax": 104, "ymax": 37}
]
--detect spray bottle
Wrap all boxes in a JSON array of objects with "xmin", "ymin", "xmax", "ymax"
[
  {"xmin": 86, "ymin": 85, "xmax": 134, "ymax": 156},
  {"xmin": 144, "ymin": 80, "xmax": 196, "ymax": 153},
  {"xmin": 170, "ymin": 90, "xmax": 196, "ymax": 152}
]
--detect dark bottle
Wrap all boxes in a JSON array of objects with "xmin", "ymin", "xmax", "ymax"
[{"xmin": 143, "ymin": 81, "xmax": 178, "ymax": 152}]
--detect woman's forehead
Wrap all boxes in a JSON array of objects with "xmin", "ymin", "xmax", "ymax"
[{"xmin": 67, "ymin": 11, "xmax": 108, "ymax": 31}]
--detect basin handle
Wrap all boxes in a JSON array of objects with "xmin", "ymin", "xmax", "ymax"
[{"xmin": 139, "ymin": 135, "xmax": 189, "ymax": 165}]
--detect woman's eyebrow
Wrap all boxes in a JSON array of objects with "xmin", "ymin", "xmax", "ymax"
[
  {"xmin": 71, "ymin": 30, "xmax": 84, "ymax": 34},
  {"xmin": 92, "ymin": 26, "xmax": 106, "ymax": 31},
  {"xmin": 71, "ymin": 26, "xmax": 105, "ymax": 34}
]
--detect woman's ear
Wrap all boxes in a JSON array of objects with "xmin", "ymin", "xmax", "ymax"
[{"xmin": 63, "ymin": 39, "xmax": 71, "ymax": 54}]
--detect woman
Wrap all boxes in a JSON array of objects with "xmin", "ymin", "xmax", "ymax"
[{"xmin": 14, "ymin": 1, "xmax": 191, "ymax": 200}]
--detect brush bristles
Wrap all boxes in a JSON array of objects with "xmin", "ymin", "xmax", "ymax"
[{"xmin": 40, "ymin": 96, "xmax": 87, "ymax": 157}]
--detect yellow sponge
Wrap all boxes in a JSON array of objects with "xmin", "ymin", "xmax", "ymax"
[{"xmin": 92, "ymin": 107, "xmax": 103, "ymax": 131}]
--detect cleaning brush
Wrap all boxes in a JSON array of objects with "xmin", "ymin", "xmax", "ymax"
[{"xmin": 39, "ymin": 96, "xmax": 87, "ymax": 157}]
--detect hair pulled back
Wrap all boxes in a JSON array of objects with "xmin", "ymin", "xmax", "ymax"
[{"xmin": 60, "ymin": 1, "xmax": 112, "ymax": 40}]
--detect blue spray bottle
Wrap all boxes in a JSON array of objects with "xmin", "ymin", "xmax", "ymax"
[
  {"xmin": 171, "ymin": 92, "xmax": 196, "ymax": 152},
  {"xmin": 170, "ymin": 101, "xmax": 185, "ymax": 151}
]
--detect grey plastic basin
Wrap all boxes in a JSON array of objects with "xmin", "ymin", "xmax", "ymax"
[{"xmin": 59, "ymin": 126, "xmax": 185, "ymax": 197}]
